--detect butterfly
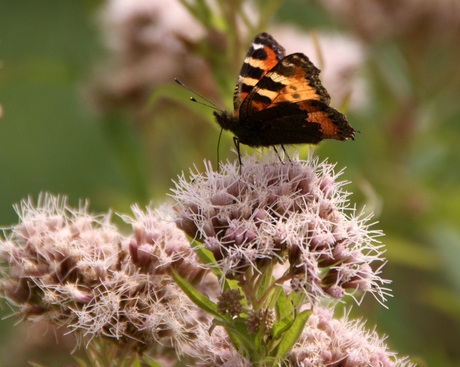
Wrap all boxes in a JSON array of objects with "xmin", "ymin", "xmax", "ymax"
[{"xmin": 213, "ymin": 32, "xmax": 357, "ymax": 161}]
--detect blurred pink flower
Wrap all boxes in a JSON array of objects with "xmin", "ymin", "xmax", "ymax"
[
  {"xmin": 321, "ymin": 0, "xmax": 460, "ymax": 41},
  {"xmin": 87, "ymin": 0, "xmax": 210, "ymax": 114}
]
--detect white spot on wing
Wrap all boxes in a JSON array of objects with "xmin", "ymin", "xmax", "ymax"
[
  {"xmin": 256, "ymin": 88, "xmax": 278, "ymax": 100},
  {"xmin": 241, "ymin": 76, "xmax": 259, "ymax": 86},
  {"xmin": 281, "ymin": 60, "xmax": 295, "ymax": 67},
  {"xmin": 268, "ymin": 72, "xmax": 288, "ymax": 84},
  {"xmin": 245, "ymin": 56, "xmax": 265, "ymax": 68}
]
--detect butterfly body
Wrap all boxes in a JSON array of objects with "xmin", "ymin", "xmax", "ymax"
[{"xmin": 214, "ymin": 32, "xmax": 357, "ymax": 149}]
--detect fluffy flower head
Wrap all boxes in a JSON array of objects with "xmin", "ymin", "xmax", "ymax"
[
  {"xmin": 187, "ymin": 306, "xmax": 413, "ymax": 367},
  {"xmin": 173, "ymin": 153, "xmax": 390, "ymax": 305},
  {"xmin": 0, "ymin": 194, "xmax": 206, "ymax": 353}
]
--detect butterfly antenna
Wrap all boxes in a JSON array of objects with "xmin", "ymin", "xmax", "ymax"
[
  {"xmin": 174, "ymin": 78, "xmax": 221, "ymax": 111},
  {"xmin": 175, "ymin": 78, "xmax": 227, "ymax": 170}
]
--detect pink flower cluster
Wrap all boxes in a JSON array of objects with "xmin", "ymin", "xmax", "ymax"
[
  {"xmin": 173, "ymin": 153, "xmax": 390, "ymax": 304},
  {"xmin": 0, "ymin": 195, "xmax": 205, "ymax": 352}
]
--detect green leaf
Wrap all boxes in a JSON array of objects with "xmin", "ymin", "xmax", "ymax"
[
  {"xmin": 223, "ymin": 278, "xmax": 242, "ymax": 291},
  {"xmin": 192, "ymin": 242, "xmax": 218, "ymax": 266},
  {"xmin": 271, "ymin": 314, "xmax": 294, "ymax": 340},
  {"xmin": 257, "ymin": 264, "xmax": 274, "ymax": 301},
  {"xmin": 172, "ymin": 269, "xmax": 221, "ymax": 318},
  {"xmin": 287, "ymin": 289, "xmax": 306, "ymax": 310},
  {"xmin": 189, "ymin": 242, "xmax": 247, "ymax": 303},
  {"xmin": 273, "ymin": 309, "xmax": 311, "ymax": 362},
  {"xmin": 254, "ymin": 317, "xmax": 268, "ymax": 356},
  {"xmin": 224, "ymin": 317, "xmax": 259, "ymax": 362},
  {"xmin": 190, "ymin": 242, "xmax": 224, "ymax": 280},
  {"xmin": 274, "ymin": 287, "xmax": 290, "ymax": 320}
]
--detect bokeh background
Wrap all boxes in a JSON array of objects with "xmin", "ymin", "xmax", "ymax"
[{"xmin": 1, "ymin": 0, "xmax": 460, "ymax": 366}]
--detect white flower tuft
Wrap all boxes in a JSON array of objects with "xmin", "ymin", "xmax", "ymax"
[
  {"xmin": 172, "ymin": 153, "xmax": 390, "ymax": 305},
  {"xmin": 290, "ymin": 306, "xmax": 415, "ymax": 367},
  {"xmin": 0, "ymin": 193, "xmax": 207, "ymax": 353}
]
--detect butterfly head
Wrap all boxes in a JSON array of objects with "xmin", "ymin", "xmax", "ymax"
[{"xmin": 213, "ymin": 110, "xmax": 238, "ymax": 132}]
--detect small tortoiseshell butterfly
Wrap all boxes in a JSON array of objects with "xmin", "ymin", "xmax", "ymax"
[{"xmin": 214, "ymin": 32, "xmax": 357, "ymax": 159}]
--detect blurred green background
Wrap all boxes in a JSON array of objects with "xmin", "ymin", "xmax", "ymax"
[{"xmin": 1, "ymin": 0, "xmax": 460, "ymax": 366}]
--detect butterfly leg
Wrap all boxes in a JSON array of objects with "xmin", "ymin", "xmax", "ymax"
[
  {"xmin": 233, "ymin": 136, "xmax": 243, "ymax": 171},
  {"xmin": 272, "ymin": 146, "xmax": 284, "ymax": 164},
  {"xmin": 280, "ymin": 144, "xmax": 292, "ymax": 163},
  {"xmin": 273, "ymin": 145, "xmax": 292, "ymax": 164}
]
